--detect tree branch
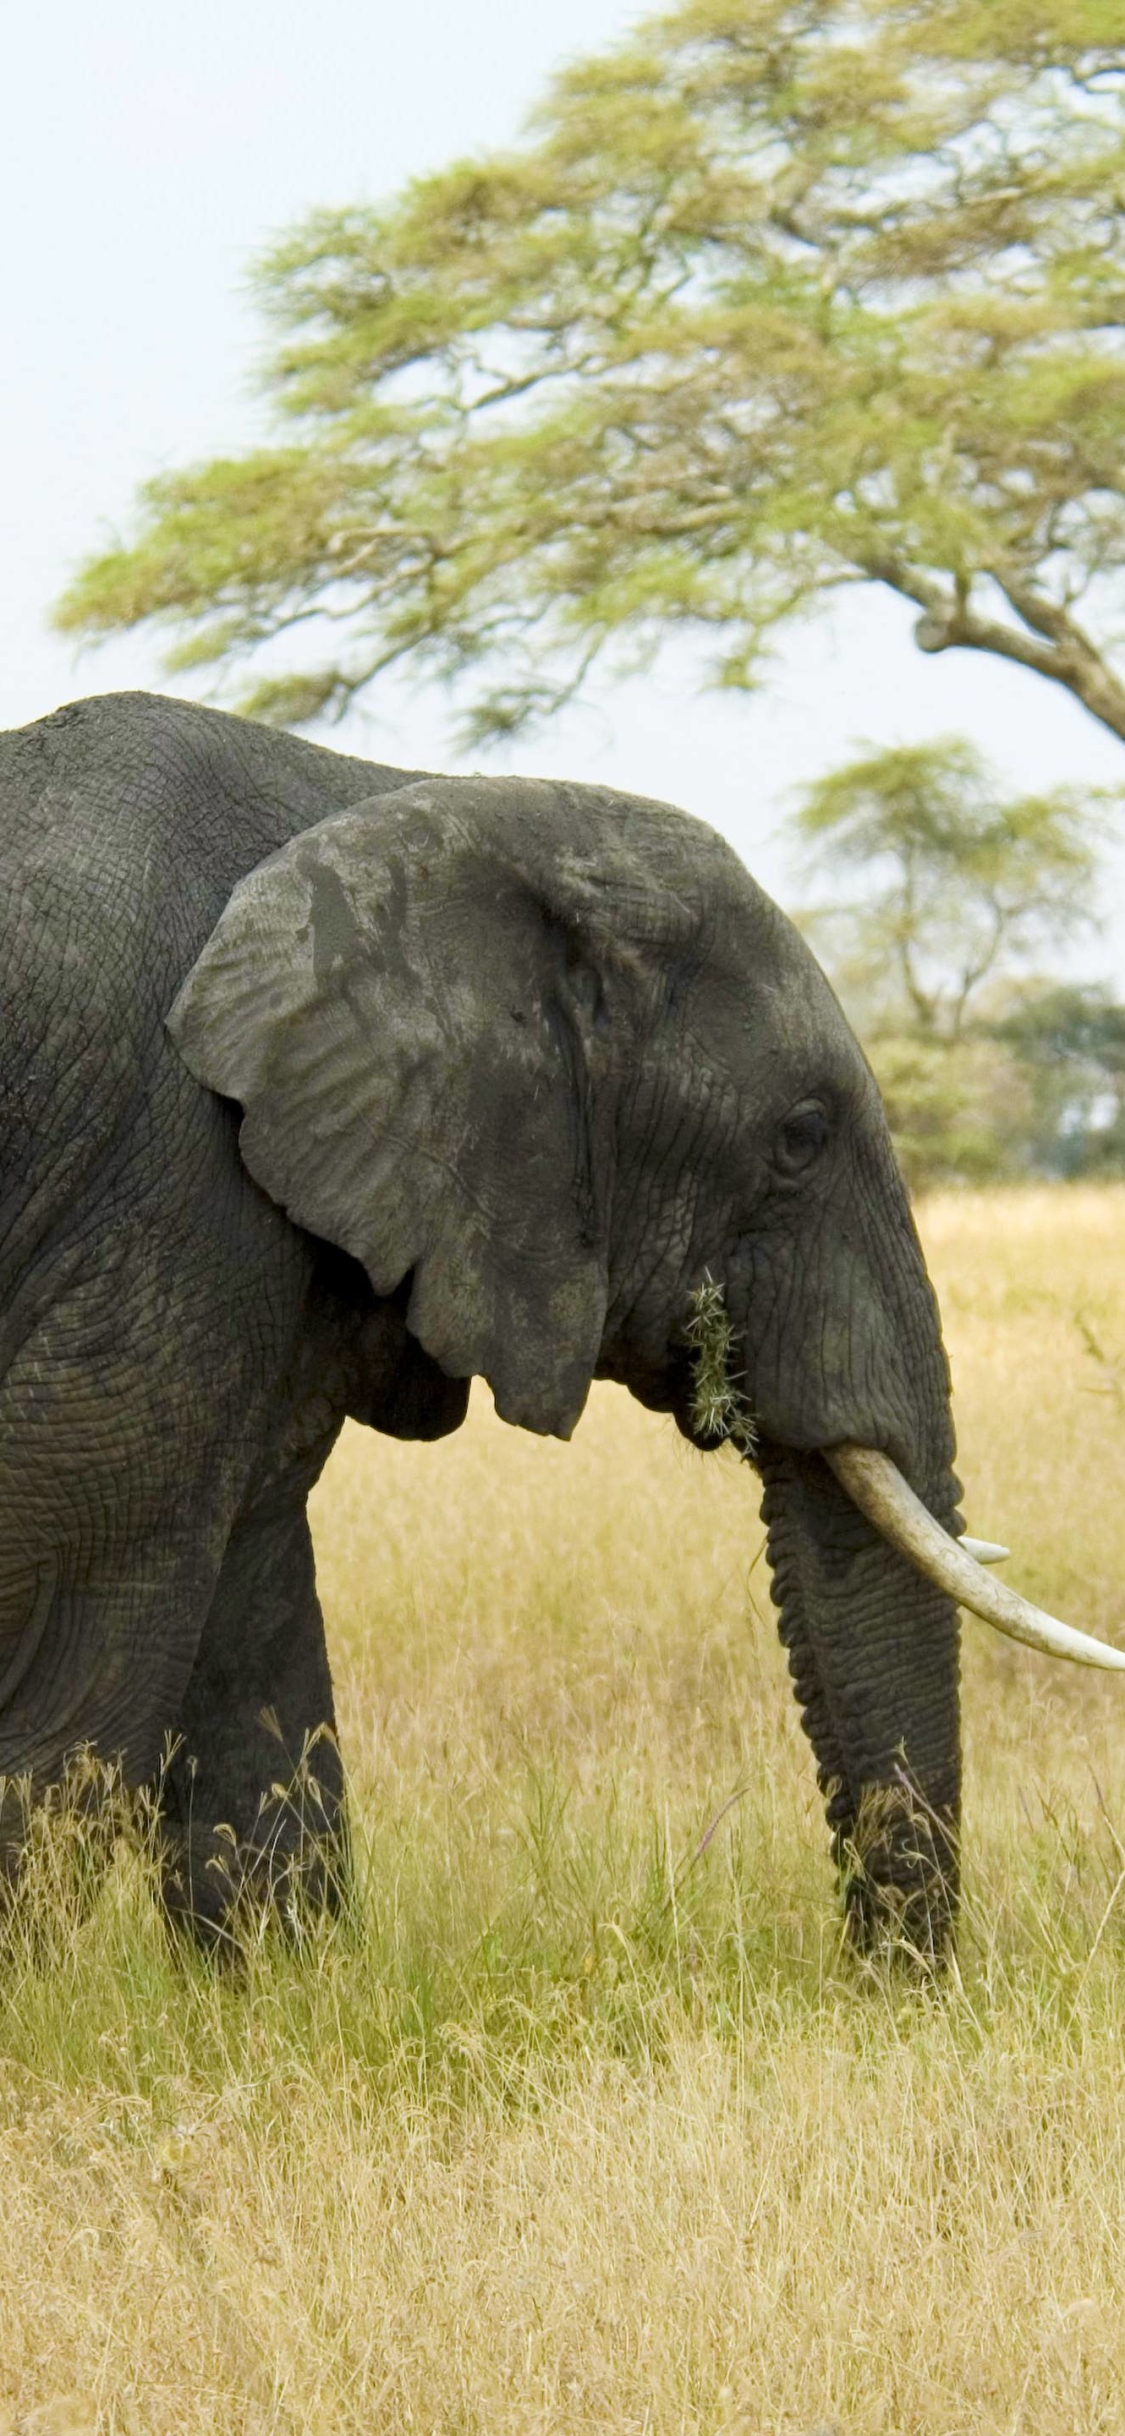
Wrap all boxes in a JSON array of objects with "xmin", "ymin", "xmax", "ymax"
[{"xmin": 864, "ymin": 555, "xmax": 1125, "ymax": 748}]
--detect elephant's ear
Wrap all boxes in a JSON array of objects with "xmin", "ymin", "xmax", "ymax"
[{"xmin": 168, "ymin": 776, "xmax": 651, "ymax": 1437}]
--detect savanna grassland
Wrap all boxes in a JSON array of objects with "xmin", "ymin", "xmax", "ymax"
[{"xmin": 4, "ymin": 1188, "xmax": 1125, "ymax": 2436}]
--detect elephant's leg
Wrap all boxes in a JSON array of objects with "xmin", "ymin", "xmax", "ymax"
[
  {"xmin": 0, "ymin": 1543, "xmax": 223, "ymax": 1928},
  {"xmin": 158, "ymin": 1486, "xmax": 347, "ymax": 1951}
]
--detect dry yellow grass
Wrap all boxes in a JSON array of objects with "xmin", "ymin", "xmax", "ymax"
[{"xmin": 3, "ymin": 1186, "xmax": 1125, "ymax": 2434}]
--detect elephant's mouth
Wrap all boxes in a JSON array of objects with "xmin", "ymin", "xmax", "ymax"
[{"xmin": 827, "ymin": 1443, "xmax": 1125, "ymax": 1674}]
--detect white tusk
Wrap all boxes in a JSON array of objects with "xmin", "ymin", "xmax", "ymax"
[
  {"xmin": 825, "ymin": 1443, "xmax": 1125, "ymax": 1673},
  {"xmin": 962, "ymin": 1535, "xmax": 1009, "ymax": 1566}
]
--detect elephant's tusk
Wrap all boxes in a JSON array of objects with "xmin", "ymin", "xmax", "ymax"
[
  {"xmin": 825, "ymin": 1444, "xmax": 1125, "ymax": 1673},
  {"xmin": 961, "ymin": 1535, "xmax": 1009, "ymax": 1566}
]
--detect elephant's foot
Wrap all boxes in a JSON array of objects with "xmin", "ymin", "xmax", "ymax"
[{"xmin": 158, "ymin": 1725, "xmax": 351, "ymax": 1957}]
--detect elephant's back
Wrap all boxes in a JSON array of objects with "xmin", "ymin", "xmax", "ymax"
[
  {"xmin": 0, "ymin": 692, "xmax": 426, "ymax": 1299},
  {"xmin": 0, "ymin": 689, "xmax": 428, "ymax": 1033},
  {"xmin": 0, "ymin": 690, "xmax": 425, "ymax": 926}
]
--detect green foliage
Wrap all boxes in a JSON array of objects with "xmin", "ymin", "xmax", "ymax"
[
  {"xmin": 795, "ymin": 736, "xmax": 1106, "ymax": 1043},
  {"xmin": 865, "ymin": 1030, "xmax": 1034, "ymax": 1188},
  {"xmin": 793, "ymin": 734, "xmax": 1124, "ymax": 1183},
  {"xmin": 993, "ymin": 979, "xmax": 1125, "ymax": 1173},
  {"xmin": 55, "ymin": 1, "xmax": 1125, "ymax": 743}
]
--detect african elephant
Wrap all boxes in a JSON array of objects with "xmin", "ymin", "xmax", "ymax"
[{"xmin": 1, "ymin": 691, "xmax": 1116, "ymax": 1963}]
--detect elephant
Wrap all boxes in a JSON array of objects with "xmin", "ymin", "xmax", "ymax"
[{"xmin": 1, "ymin": 690, "xmax": 1118, "ymax": 1964}]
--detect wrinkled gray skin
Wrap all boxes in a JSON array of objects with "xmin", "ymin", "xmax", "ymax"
[{"xmin": 0, "ymin": 693, "xmax": 961, "ymax": 1959}]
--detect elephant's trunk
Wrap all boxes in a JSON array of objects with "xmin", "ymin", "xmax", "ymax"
[{"xmin": 757, "ymin": 1438, "xmax": 962, "ymax": 1963}]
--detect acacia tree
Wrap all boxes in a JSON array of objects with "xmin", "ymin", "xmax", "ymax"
[
  {"xmin": 793, "ymin": 737, "xmax": 1103, "ymax": 1042},
  {"xmin": 995, "ymin": 979, "xmax": 1125, "ymax": 1168},
  {"xmin": 57, "ymin": 0, "xmax": 1125, "ymax": 746},
  {"xmin": 791, "ymin": 734, "xmax": 1115, "ymax": 1181}
]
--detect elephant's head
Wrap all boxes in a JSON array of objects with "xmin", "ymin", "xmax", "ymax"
[{"xmin": 169, "ymin": 773, "xmax": 1123, "ymax": 1964}]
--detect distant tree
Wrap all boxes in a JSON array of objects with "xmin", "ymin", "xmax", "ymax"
[
  {"xmin": 55, "ymin": 1, "xmax": 1125, "ymax": 748},
  {"xmin": 792, "ymin": 738, "xmax": 1104, "ymax": 1043},
  {"xmin": 859, "ymin": 1031, "xmax": 1035, "ymax": 1190},
  {"xmin": 790, "ymin": 736, "xmax": 1121, "ymax": 1185},
  {"xmin": 992, "ymin": 979, "xmax": 1125, "ymax": 1171}
]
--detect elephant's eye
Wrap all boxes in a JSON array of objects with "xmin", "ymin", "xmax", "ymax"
[{"xmin": 773, "ymin": 1098, "xmax": 830, "ymax": 1179}]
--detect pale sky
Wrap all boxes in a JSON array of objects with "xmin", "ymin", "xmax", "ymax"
[{"xmin": 4, "ymin": 0, "xmax": 1123, "ymax": 967}]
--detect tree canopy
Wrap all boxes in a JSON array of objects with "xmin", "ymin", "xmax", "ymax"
[
  {"xmin": 793, "ymin": 736, "xmax": 1104, "ymax": 1042},
  {"xmin": 790, "ymin": 735, "xmax": 1125, "ymax": 1183},
  {"xmin": 55, "ymin": 0, "xmax": 1125, "ymax": 745},
  {"xmin": 994, "ymin": 978, "xmax": 1125, "ymax": 1170}
]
